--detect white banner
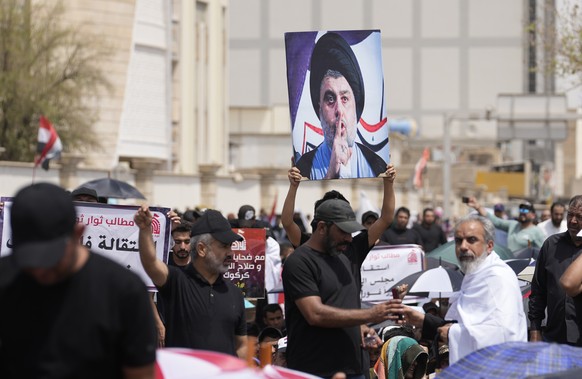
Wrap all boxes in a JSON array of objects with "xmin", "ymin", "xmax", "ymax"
[
  {"xmin": 361, "ymin": 244, "xmax": 424, "ymax": 302},
  {"xmin": 1, "ymin": 198, "xmax": 171, "ymax": 291}
]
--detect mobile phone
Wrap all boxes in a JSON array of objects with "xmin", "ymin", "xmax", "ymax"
[{"xmin": 462, "ymin": 196, "xmax": 469, "ymax": 204}]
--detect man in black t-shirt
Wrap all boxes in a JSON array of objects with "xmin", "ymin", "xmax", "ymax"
[
  {"xmin": 413, "ymin": 208, "xmax": 447, "ymax": 253},
  {"xmin": 136, "ymin": 206, "xmax": 248, "ymax": 357},
  {"xmin": 283, "ymin": 199, "xmax": 404, "ymax": 378},
  {"xmin": 168, "ymin": 223, "xmax": 193, "ymax": 268},
  {"xmin": 0, "ymin": 183, "xmax": 156, "ymax": 379},
  {"xmin": 380, "ymin": 206, "xmax": 422, "ymax": 246}
]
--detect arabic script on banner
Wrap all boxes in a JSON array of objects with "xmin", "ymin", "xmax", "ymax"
[
  {"xmin": 360, "ymin": 244, "xmax": 424, "ymax": 302},
  {"xmin": 0, "ymin": 198, "xmax": 171, "ymax": 291},
  {"xmin": 225, "ymin": 228, "xmax": 266, "ymax": 299}
]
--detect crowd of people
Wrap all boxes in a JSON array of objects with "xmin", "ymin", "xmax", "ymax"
[
  {"xmin": 2, "ymin": 165, "xmax": 582, "ymax": 378},
  {"xmin": 1, "ymin": 29, "xmax": 581, "ymax": 379}
]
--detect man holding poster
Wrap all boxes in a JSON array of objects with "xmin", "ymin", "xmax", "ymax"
[{"xmin": 287, "ymin": 31, "xmax": 388, "ymax": 180}]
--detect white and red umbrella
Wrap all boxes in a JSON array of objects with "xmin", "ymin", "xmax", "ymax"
[
  {"xmin": 155, "ymin": 349, "xmax": 320, "ymax": 379},
  {"xmin": 262, "ymin": 365, "xmax": 321, "ymax": 379},
  {"xmin": 155, "ymin": 349, "xmax": 250, "ymax": 379}
]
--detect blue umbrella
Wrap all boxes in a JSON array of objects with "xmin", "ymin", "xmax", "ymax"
[{"xmin": 439, "ymin": 342, "xmax": 582, "ymax": 379}]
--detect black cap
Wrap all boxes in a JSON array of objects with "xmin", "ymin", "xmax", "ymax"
[
  {"xmin": 361, "ymin": 210, "xmax": 379, "ymax": 224},
  {"xmin": 190, "ymin": 209, "xmax": 243, "ymax": 244},
  {"xmin": 314, "ymin": 199, "xmax": 363, "ymax": 233},
  {"xmin": 519, "ymin": 202, "xmax": 535, "ymax": 213},
  {"xmin": 310, "ymin": 32, "xmax": 365, "ymax": 122},
  {"xmin": 238, "ymin": 205, "xmax": 256, "ymax": 221},
  {"xmin": 258, "ymin": 326, "xmax": 283, "ymax": 343},
  {"xmin": 71, "ymin": 186, "xmax": 98, "ymax": 202},
  {"xmin": 10, "ymin": 183, "xmax": 76, "ymax": 269}
]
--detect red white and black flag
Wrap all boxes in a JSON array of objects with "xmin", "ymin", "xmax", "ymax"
[{"xmin": 34, "ymin": 116, "xmax": 63, "ymax": 171}]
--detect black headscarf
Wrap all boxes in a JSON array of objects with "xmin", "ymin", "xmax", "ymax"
[{"xmin": 309, "ymin": 32, "xmax": 365, "ymax": 122}]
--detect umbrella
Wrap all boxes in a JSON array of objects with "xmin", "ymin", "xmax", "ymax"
[
  {"xmin": 512, "ymin": 246, "xmax": 541, "ymax": 260},
  {"xmin": 438, "ymin": 342, "xmax": 582, "ymax": 379},
  {"xmin": 426, "ymin": 256, "xmax": 458, "ymax": 269},
  {"xmin": 518, "ymin": 260, "xmax": 537, "ymax": 282},
  {"xmin": 409, "ymin": 266, "xmax": 464, "ymax": 294},
  {"xmin": 155, "ymin": 349, "xmax": 321, "ymax": 379},
  {"xmin": 262, "ymin": 365, "xmax": 321, "ymax": 379},
  {"xmin": 79, "ymin": 178, "xmax": 145, "ymax": 199},
  {"xmin": 505, "ymin": 258, "xmax": 532, "ymax": 276},
  {"xmin": 428, "ymin": 241, "xmax": 514, "ymax": 266},
  {"xmin": 155, "ymin": 348, "xmax": 249, "ymax": 379},
  {"xmin": 388, "ymin": 263, "xmax": 463, "ymax": 299}
]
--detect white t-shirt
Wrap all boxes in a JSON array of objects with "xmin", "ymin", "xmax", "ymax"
[{"xmin": 537, "ymin": 219, "xmax": 567, "ymax": 239}]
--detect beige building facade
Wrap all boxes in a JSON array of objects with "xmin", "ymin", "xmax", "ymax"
[{"xmin": 1, "ymin": 0, "xmax": 581, "ymax": 221}]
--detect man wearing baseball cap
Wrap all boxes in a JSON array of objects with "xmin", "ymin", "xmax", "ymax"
[
  {"xmin": 135, "ymin": 206, "xmax": 247, "ymax": 357},
  {"xmin": 0, "ymin": 183, "xmax": 156, "ymax": 378},
  {"xmin": 467, "ymin": 198, "xmax": 545, "ymax": 250},
  {"xmin": 282, "ymin": 199, "xmax": 404, "ymax": 378}
]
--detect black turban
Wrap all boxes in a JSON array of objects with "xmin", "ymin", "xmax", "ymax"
[{"xmin": 309, "ymin": 32, "xmax": 365, "ymax": 122}]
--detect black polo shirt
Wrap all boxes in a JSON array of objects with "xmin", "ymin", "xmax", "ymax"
[{"xmin": 158, "ymin": 264, "xmax": 246, "ymax": 355}]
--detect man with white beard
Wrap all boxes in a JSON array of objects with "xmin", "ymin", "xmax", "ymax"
[{"xmin": 401, "ymin": 214, "xmax": 527, "ymax": 364}]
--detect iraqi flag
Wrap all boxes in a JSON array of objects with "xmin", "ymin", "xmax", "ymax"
[{"xmin": 34, "ymin": 116, "xmax": 62, "ymax": 171}]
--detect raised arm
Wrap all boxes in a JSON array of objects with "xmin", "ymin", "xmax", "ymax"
[
  {"xmin": 560, "ymin": 252, "xmax": 582, "ymax": 297},
  {"xmin": 467, "ymin": 197, "xmax": 488, "ymax": 217},
  {"xmin": 367, "ymin": 164, "xmax": 396, "ymax": 247},
  {"xmin": 467, "ymin": 197, "xmax": 512, "ymax": 231},
  {"xmin": 134, "ymin": 205, "xmax": 169, "ymax": 287},
  {"xmin": 282, "ymin": 166, "xmax": 303, "ymax": 247}
]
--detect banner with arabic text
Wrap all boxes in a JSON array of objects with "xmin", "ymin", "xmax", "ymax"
[
  {"xmin": 0, "ymin": 199, "xmax": 171, "ymax": 291},
  {"xmin": 226, "ymin": 228, "xmax": 266, "ymax": 298},
  {"xmin": 360, "ymin": 244, "xmax": 424, "ymax": 302}
]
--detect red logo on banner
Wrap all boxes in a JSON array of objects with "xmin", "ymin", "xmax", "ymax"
[
  {"xmin": 407, "ymin": 252, "xmax": 418, "ymax": 264},
  {"xmin": 151, "ymin": 214, "xmax": 161, "ymax": 236}
]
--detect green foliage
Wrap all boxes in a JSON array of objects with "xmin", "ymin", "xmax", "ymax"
[
  {"xmin": 0, "ymin": 0, "xmax": 111, "ymax": 162},
  {"xmin": 529, "ymin": 1, "xmax": 582, "ymax": 89}
]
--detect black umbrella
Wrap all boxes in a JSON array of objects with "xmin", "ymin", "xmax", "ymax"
[
  {"xmin": 505, "ymin": 258, "xmax": 532, "ymax": 276},
  {"xmin": 512, "ymin": 246, "xmax": 541, "ymax": 260},
  {"xmin": 79, "ymin": 178, "xmax": 146, "ymax": 200},
  {"xmin": 389, "ymin": 265, "xmax": 464, "ymax": 298}
]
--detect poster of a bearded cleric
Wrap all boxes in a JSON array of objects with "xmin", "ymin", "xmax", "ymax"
[{"xmin": 285, "ymin": 30, "xmax": 389, "ymax": 180}]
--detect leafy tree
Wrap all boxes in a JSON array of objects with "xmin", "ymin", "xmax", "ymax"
[
  {"xmin": 0, "ymin": 0, "xmax": 110, "ymax": 162},
  {"xmin": 552, "ymin": 2, "xmax": 582, "ymax": 86},
  {"xmin": 529, "ymin": 0, "xmax": 582, "ymax": 92}
]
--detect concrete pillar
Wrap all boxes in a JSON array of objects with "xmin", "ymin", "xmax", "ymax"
[
  {"xmin": 199, "ymin": 163, "xmax": 221, "ymax": 208},
  {"xmin": 258, "ymin": 168, "xmax": 280, "ymax": 215},
  {"xmin": 131, "ymin": 158, "xmax": 163, "ymax": 202},
  {"xmin": 59, "ymin": 153, "xmax": 84, "ymax": 190}
]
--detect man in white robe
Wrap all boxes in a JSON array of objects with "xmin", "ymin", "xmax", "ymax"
[{"xmin": 403, "ymin": 214, "xmax": 527, "ymax": 364}]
